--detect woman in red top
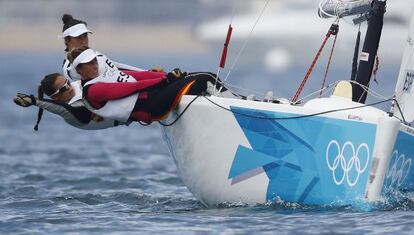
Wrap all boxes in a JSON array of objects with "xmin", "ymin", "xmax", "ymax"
[{"xmin": 68, "ymin": 46, "xmax": 233, "ymax": 124}]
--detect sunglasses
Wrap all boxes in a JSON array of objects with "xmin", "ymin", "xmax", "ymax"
[{"xmin": 50, "ymin": 80, "xmax": 71, "ymax": 97}]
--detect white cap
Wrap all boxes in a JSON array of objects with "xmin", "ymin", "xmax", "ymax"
[
  {"xmin": 70, "ymin": 49, "xmax": 97, "ymax": 69},
  {"xmin": 58, "ymin": 23, "xmax": 92, "ymax": 39}
]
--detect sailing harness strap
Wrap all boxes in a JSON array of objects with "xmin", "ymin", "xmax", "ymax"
[{"xmin": 292, "ymin": 23, "xmax": 339, "ymax": 103}]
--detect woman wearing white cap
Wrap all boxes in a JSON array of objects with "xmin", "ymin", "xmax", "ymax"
[
  {"xmin": 60, "ymin": 14, "xmax": 145, "ymax": 81},
  {"xmin": 68, "ymin": 46, "xmax": 233, "ymax": 124},
  {"xmin": 12, "ymin": 15, "xmax": 184, "ymax": 130},
  {"xmin": 14, "ymin": 73, "xmax": 129, "ymax": 130}
]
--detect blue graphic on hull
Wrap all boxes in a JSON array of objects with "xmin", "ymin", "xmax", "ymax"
[
  {"xmin": 383, "ymin": 131, "xmax": 414, "ymax": 193},
  {"xmin": 228, "ymin": 107, "xmax": 376, "ymax": 205}
]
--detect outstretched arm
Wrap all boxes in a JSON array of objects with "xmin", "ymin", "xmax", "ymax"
[{"xmin": 14, "ymin": 93, "xmax": 123, "ymax": 130}]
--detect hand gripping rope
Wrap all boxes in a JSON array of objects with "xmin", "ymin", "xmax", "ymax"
[{"xmin": 292, "ymin": 23, "xmax": 339, "ymax": 103}]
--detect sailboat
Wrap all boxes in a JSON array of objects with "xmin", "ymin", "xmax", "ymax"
[{"xmin": 161, "ymin": 0, "xmax": 414, "ymax": 207}]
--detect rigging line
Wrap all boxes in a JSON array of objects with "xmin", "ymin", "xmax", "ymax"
[
  {"xmin": 394, "ymin": 98, "xmax": 409, "ymax": 125},
  {"xmin": 293, "ymin": 79, "xmax": 389, "ymax": 105},
  {"xmin": 292, "ymin": 22, "xmax": 338, "ymax": 103},
  {"xmin": 348, "ymin": 80, "xmax": 389, "ymax": 99},
  {"xmin": 187, "ymin": 72, "xmax": 245, "ymax": 99},
  {"xmin": 159, "ymin": 89, "xmax": 392, "ymax": 127},
  {"xmin": 214, "ymin": 0, "xmax": 237, "ymax": 94},
  {"xmin": 203, "ymin": 95, "xmax": 393, "ymax": 120},
  {"xmin": 222, "ymin": 0, "xmax": 272, "ymax": 85},
  {"xmin": 297, "ymin": 82, "xmax": 338, "ymax": 103},
  {"xmin": 229, "ymin": 0, "xmax": 236, "ymax": 25},
  {"xmin": 299, "ymin": 80, "xmax": 390, "ymax": 104},
  {"xmin": 319, "ymin": 0, "xmax": 337, "ymax": 18},
  {"xmin": 320, "ymin": 30, "xmax": 339, "ymax": 96},
  {"xmin": 225, "ymin": 83, "xmax": 279, "ymax": 98},
  {"xmin": 373, "ymin": 53, "xmax": 380, "ymax": 84},
  {"xmin": 334, "ymin": 0, "xmax": 345, "ymax": 17},
  {"xmin": 158, "ymin": 95, "xmax": 200, "ymax": 127}
]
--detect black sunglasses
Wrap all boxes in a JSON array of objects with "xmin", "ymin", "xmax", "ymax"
[{"xmin": 50, "ymin": 80, "xmax": 71, "ymax": 97}]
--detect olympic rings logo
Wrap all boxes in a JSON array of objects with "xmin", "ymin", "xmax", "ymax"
[
  {"xmin": 385, "ymin": 150, "xmax": 412, "ymax": 189},
  {"xmin": 326, "ymin": 140, "xmax": 370, "ymax": 187}
]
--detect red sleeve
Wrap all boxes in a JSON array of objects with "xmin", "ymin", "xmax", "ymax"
[
  {"xmin": 121, "ymin": 70, "xmax": 167, "ymax": 81},
  {"xmin": 85, "ymin": 77, "xmax": 165, "ymax": 108}
]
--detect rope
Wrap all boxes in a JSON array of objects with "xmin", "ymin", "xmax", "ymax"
[
  {"xmin": 298, "ymin": 80, "xmax": 391, "ymax": 105},
  {"xmin": 224, "ymin": 83, "xmax": 266, "ymax": 96},
  {"xmin": 292, "ymin": 23, "xmax": 339, "ymax": 103},
  {"xmin": 297, "ymin": 81, "xmax": 338, "ymax": 103},
  {"xmin": 373, "ymin": 53, "xmax": 380, "ymax": 84},
  {"xmin": 320, "ymin": 32, "xmax": 339, "ymax": 96},
  {"xmin": 222, "ymin": 0, "xmax": 271, "ymax": 85},
  {"xmin": 393, "ymin": 98, "xmax": 408, "ymax": 125},
  {"xmin": 214, "ymin": 0, "xmax": 237, "ymax": 93},
  {"xmin": 319, "ymin": 0, "xmax": 337, "ymax": 18},
  {"xmin": 158, "ymin": 81, "xmax": 395, "ymax": 127},
  {"xmin": 158, "ymin": 95, "xmax": 200, "ymax": 127},
  {"xmin": 159, "ymin": 93, "xmax": 392, "ymax": 128},
  {"xmin": 348, "ymin": 80, "xmax": 389, "ymax": 100},
  {"xmin": 204, "ymin": 95, "xmax": 393, "ymax": 121}
]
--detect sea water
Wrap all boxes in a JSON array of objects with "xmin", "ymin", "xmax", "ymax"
[{"xmin": 0, "ymin": 53, "xmax": 413, "ymax": 234}]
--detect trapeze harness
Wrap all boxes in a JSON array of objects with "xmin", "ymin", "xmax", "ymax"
[{"xmin": 35, "ymin": 80, "xmax": 125, "ymax": 130}]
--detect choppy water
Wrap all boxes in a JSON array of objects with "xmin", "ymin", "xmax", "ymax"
[{"xmin": 1, "ymin": 53, "xmax": 413, "ymax": 234}]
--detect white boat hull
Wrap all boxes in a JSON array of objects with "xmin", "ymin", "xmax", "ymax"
[{"xmin": 161, "ymin": 95, "xmax": 414, "ymax": 207}]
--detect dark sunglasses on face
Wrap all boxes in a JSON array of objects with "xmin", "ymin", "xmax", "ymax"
[{"xmin": 50, "ymin": 80, "xmax": 71, "ymax": 97}]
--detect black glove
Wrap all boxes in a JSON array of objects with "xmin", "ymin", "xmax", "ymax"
[
  {"xmin": 166, "ymin": 68, "xmax": 187, "ymax": 83},
  {"xmin": 14, "ymin": 93, "xmax": 37, "ymax": 107}
]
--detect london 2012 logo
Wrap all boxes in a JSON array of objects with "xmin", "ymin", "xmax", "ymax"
[
  {"xmin": 385, "ymin": 150, "xmax": 412, "ymax": 189},
  {"xmin": 326, "ymin": 140, "xmax": 370, "ymax": 187}
]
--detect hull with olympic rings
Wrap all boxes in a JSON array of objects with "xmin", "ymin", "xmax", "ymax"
[
  {"xmin": 161, "ymin": 94, "xmax": 412, "ymax": 207},
  {"xmin": 383, "ymin": 128, "xmax": 414, "ymax": 193}
]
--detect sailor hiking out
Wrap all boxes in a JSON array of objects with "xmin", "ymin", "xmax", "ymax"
[
  {"xmin": 14, "ymin": 73, "xmax": 129, "ymax": 130},
  {"xmin": 68, "ymin": 46, "xmax": 233, "ymax": 124}
]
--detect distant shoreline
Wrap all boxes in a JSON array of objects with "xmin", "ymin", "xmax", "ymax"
[{"xmin": 0, "ymin": 24, "xmax": 207, "ymax": 53}]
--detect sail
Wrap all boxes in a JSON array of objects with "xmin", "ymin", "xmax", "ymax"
[
  {"xmin": 394, "ymin": 13, "xmax": 414, "ymax": 123},
  {"xmin": 318, "ymin": 0, "xmax": 372, "ymax": 19}
]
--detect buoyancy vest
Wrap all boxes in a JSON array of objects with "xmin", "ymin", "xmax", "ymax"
[{"xmin": 83, "ymin": 55, "xmax": 138, "ymax": 122}]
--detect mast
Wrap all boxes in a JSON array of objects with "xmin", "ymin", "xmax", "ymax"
[{"xmin": 352, "ymin": 0, "xmax": 387, "ymax": 103}]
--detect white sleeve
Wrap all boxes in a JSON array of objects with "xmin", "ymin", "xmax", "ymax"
[{"xmin": 36, "ymin": 99, "xmax": 124, "ymax": 130}]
